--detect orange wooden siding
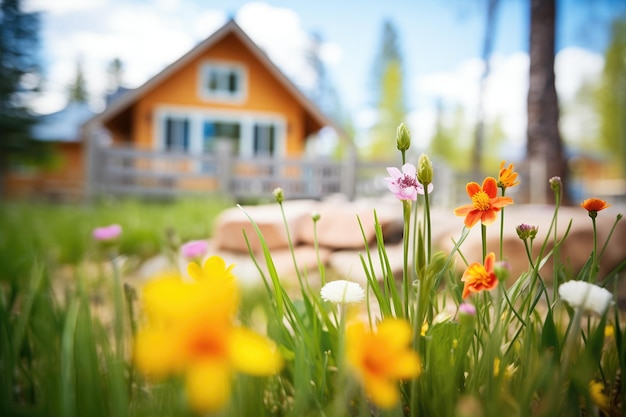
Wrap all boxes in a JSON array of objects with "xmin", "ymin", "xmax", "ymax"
[{"xmin": 127, "ymin": 32, "xmax": 309, "ymax": 156}]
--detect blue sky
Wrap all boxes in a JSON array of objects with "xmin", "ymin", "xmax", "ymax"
[{"xmin": 25, "ymin": 0, "xmax": 625, "ymax": 151}]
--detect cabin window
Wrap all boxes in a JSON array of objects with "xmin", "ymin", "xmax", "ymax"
[
  {"xmin": 203, "ymin": 121, "xmax": 241, "ymax": 153},
  {"xmin": 201, "ymin": 62, "xmax": 246, "ymax": 101},
  {"xmin": 253, "ymin": 123, "xmax": 276, "ymax": 156},
  {"xmin": 164, "ymin": 117, "xmax": 190, "ymax": 151}
]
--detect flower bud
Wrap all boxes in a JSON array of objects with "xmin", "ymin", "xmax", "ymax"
[
  {"xmin": 516, "ymin": 224, "xmax": 538, "ymax": 241},
  {"xmin": 417, "ymin": 153, "xmax": 433, "ymax": 186},
  {"xmin": 396, "ymin": 122, "xmax": 411, "ymax": 152},
  {"xmin": 273, "ymin": 187, "xmax": 284, "ymax": 203},
  {"xmin": 549, "ymin": 176, "xmax": 561, "ymax": 192},
  {"xmin": 311, "ymin": 211, "xmax": 321, "ymax": 222},
  {"xmin": 494, "ymin": 260, "xmax": 511, "ymax": 282}
]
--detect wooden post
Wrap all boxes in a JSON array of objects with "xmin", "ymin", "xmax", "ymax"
[
  {"xmin": 215, "ymin": 139, "xmax": 233, "ymax": 194},
  {"xmin": 341, "ymin": 147, "xmax": 357, "ymax": 200}
]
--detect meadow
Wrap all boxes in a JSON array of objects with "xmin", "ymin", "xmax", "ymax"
[{"xmin": 1, "ymin": 146, "xmax": 625, "ymax": 417}]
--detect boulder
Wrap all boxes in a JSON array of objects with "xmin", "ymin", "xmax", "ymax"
[{"xmin": 213, "ymin": 200, "xmax": 316, "ymax": 253}]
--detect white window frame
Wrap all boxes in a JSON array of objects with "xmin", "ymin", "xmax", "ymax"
[
  {"xmin": 199, "ymin": 60, "xmax": 247, "ymax": 103},
  {"xmin": 154, "ymin": 107, "xmax": 286, "ymax": 160}
]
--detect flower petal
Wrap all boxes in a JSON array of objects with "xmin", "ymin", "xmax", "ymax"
[
  {"xmin": 482, "ymin": 177, "xmax": 498, "ymax": 198},
  {"xmin": 185, "ymin": 360, "xmax": 232, "ymax": 412},
  {"xmin": 464, "ymin": 210, "xmax": 483, "ymax": 228},
  {"xmin": 484, "ymin": 252, "xmax": 496, "ymax": 272},
  {"xmin": 187, "ymin": 262, "xmax": 203, "ymax": 281},
  {"xmin": 362, "ymin": 374, "xmax": 400, "ymax": 409},
  {"xmin": 386, "ymin": 167, "xmax": 402, "ymax": 179},
  {"xmin": 229, "ymin": 327, "xmax": 283, "ymax": 375},
  {"xmin": 454, "ymin": 204, "xmax": 474, "ymax": 216},
  {"xmin": 480, "ymin": 208, "xmax": 499, "ymax": 225},
  {"xmin": 466, "ymin": 182, "xmax": 481, "ymax": 197},
  {"xmin": 401, "ymin": 163, "xmax": 416, "ymax": 177}
]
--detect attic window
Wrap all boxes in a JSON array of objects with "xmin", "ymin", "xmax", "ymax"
[{"xmin": 200, "ymin": 61, "xmax": 246, "ymax": 102}]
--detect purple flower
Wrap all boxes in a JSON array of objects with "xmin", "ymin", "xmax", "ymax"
[
  {"xmin": 92, "ymin": 224, "xmax": 122, "ymax": 241},
  {"xmin": 181, "ymin": 240, "xmax": 209, "ymax": 260},
  {"xmin": 385, "ymin": 163, "xmax": 432, "ymax": 201}
]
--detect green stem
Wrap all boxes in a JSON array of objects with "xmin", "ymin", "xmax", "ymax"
[
  {"xmin": 313, "ymin": 218, "xmax": 326, "ymax": 286},
  {"xmin": 590, "ymin": 217, "xmax": 598, "ymax": 283},
  {"xmin": 424, "ymin": 186, "xmax": 432, "ymax": 263},
  {"xmin": 481, "ymin": 224, "xmax": 487, "ymax": 262},
  {"xmin": 499, "ymin": 188, "xmax": 506, "ymax": 260},
  {"xmin": 110, "ymin": 250, "xmax": 124, "ymax": 362},
  {"xmin": 403, "ymin": 200, "xmax": 411, "ymax": 319}
]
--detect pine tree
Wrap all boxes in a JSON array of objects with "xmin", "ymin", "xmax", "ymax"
[
  {"xmin": 67, "ymin": 56, "xmax": 89, "ymax": 104},
  {"xmin": 0, "ymin": 0, "xmax": 45, "ymax": 196},
  {"xmin": 367, "ymin": 20, "xmax": 407, "ymax": 160}
]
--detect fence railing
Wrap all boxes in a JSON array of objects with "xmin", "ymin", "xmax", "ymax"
[{"xmin": 88, "ymin": 143, "xmax": 465, "ymax": 204}]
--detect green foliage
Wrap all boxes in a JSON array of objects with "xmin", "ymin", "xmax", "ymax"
[
  {"xmin": 596, "ymin": 16, "xmax": 626, "ymax": 177},
  {"xmin": 1, "ymin": 154, "xmax": 625, "ymax": 416},
  {"xmin": 0, "ymin": 0, "xmax": 46, "ymax": 180}
]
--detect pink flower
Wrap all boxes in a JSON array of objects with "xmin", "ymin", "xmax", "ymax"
[
  {"xmin": 92, "ymin": 224, "xmax": 122, "ymax": 241},
  {"xmin": 181, "ymin": 240, "xmax": 209, "ymax": 260},
  {"xmin": 385, "ymin": 163, "xmax": 432, "ymax": 201},
  {"xmin": 458, "ymin": 303, "xmax": 476, "ymax": 315}
]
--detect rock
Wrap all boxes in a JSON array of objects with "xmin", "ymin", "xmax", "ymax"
[
  {"xmin": 327, "ymin": 242, "xmax": 405, "ymax": 286},
  {"xmin": 297, "ymin": 198, "xmax": 404, "ymax": 250},
  {"xmin": 213, "ymin": 200, "xmax": 316, "ymax": 253},
  {"xmin": 434, "ymin": 204, "xmax": 626, "ymax": 289}
]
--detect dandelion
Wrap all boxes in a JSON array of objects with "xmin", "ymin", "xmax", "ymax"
[
  {"xmin": 580, "ymin": 198, "xmax": 610, "ymax": 219},
  {"xmin": 558, "ymin": 280, "xmax": 613, "ymax": 315},
  {"xmin": 92, "ymin": 224, "xmax": 122, "ymax": 241},
  {"xmin": 134, "ymin": 257, "xmax": 283, "ymax": 413},
  {"xmin": 346, "ymin": 319, "xmax": 421, "ymax": 409},
  {"xmin": 461, "ymin": 252, "xmax": 499, "ymax": 299},
  {"xmin": 320, "ymin": 280, "xmax": 365, "ymax": 304},
  {"xmin": 385, "ymin": 163, "xmax": 432, "ymax": 201},
  {"xmin": 497, "ymin": 160, "xmax": 520, "ymax": 189},
  {"xmin": 181, "ymin": 240, "xmax": 209, "ymax": 261},
  {"xmin": 454, "ymin": 177, "xmax": 513, "ymax": 228}
]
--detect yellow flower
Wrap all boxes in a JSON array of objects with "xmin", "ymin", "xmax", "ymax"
[
  {"xmin": 497, "ymin": 160, "xmax": 520, "ymax": 189},
  {"xmin": 187, "ymin": 255, "xmax": 236, "ymax": 283},
  {"xmin": 134, "ymin": 258, "xmax": 283, "ymax": 413},
  {"xmin": 589, "ymin": 380, "xmax": 610, "ymax": 411},
  {"xmin": 493, "ymin": 358, "xmax": 517, "ymax": 379},
  {"xmin": 346, "ymin": 319, "xmax": 421, "ymax": 409}
]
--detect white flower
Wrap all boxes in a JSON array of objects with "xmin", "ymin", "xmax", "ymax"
[
  {"xmin": 320, "ymin": 280, "xmax": 365, "ymax": 304},
  {"xmin": 558, "ymin": 280, "xmax": 613, "ymax": 315}
]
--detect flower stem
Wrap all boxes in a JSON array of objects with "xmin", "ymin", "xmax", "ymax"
[
  {"xmin": 424, "ymin": 186, "xmax": 432, "ymax": 263},
  {"xmin": 590, "ymin": 217, "xmax": 598, "ymax": 283},
  {"xmin": 481, "ymin": 224, "xmax": 487, "ymax": 262},
  {"xmin": 499, "ymin": 188, "xmax": 506, "ymax": 260},
  {"xmin": 403, "ymin": 200, "xmax": 411, "ymax": 319}
]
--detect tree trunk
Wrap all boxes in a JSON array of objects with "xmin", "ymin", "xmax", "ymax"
[{"xmin": 526, "ymin": 0, "xmax": 570, "ymax": 204}]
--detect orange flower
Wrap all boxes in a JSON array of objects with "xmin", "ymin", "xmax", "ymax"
[
  {"xmin": 454, "ymin": 177, "xmax": 514, "ymax": 228},
  {"xmin": 347, "ymin": 319, "xmax": 421, "ymax": 409},
  {"xmin": 461, "ymin": 252, "xmax": 498, "ymax": 299},
  {"xmin": 497, "ymin": 161, "xmax": 520, "ymax": 189},
  {"xmin": 580, "ymin": 198, "xmax": 610, "ymax": 216}
]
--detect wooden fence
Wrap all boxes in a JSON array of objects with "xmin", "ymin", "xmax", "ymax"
[
  {"xmin": 86, "ymin": 143, "xmax": 467, "ymax": 205},
  {"xmin": 88, "ymin": 143, "xmax": 402, "ymax": 200}
]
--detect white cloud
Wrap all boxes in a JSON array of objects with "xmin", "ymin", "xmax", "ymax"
[
  {"xmin": 408, "ymin": 47, "xmax": 603, "ymax": 150},
  {"xmin": 25, "ymin": 0, "xmax": 107, "ymax": 15},
  {"xmin": 555, "ymin": 47, "xmax": 604, "ymax": 101},
  {"xmin": 235, "ymin": 1, "xmax": 326, "ymax": 93}
]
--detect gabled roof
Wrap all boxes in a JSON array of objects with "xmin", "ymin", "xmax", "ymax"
[
  {"xmin": 33, "ymin": 102, "xmax": 95, "ymax": 142},
  {"xmin": 85, "ymin": 19, "xmax": 347, "ymax": 141}
]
